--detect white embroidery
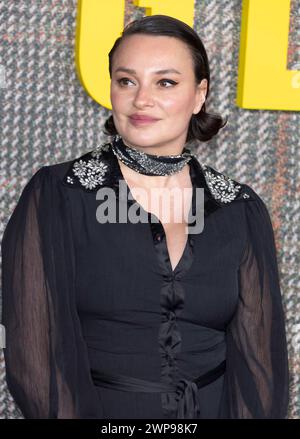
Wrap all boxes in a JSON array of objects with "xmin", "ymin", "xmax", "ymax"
[
  {"xmin": 72, "ymin": 152, "xmax": 109, "ymax": 190},
  {"xmin": 201, "ymin": 164, "xmax": 242, "ymax": 203},
  {"xmin": 91, "ymin": 142, "xmax": 111, "ymax": 159},
  {"xmin": 66, "ymin": 176, "xmax": 74, "ymax": 184}
]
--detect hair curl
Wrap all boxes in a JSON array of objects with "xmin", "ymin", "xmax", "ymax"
[{"xmin": 103, "ymin": 15, "xmax": 227, "ymax": 143}]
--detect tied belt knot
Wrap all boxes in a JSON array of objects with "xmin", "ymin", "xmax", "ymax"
[
  {"xmin": 91, "ymin": 360, "xmax": 226, "ymax": 419},
  {"xmin": 176, "ymin": 378, "xmax": 201, "ymax": 419}
]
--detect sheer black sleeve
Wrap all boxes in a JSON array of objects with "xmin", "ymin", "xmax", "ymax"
[
  {"xmin": 218, "ymin": 185, "xmax": 290, "ymax": 418},
  {"xmin": 1, "ymin": 166, "xmax": 103, "ymax": 418}
]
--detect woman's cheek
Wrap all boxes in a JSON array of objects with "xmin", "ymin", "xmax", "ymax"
[{"xmin": 161, "ymin": 97, "xmax": 186, "ymax": 115}]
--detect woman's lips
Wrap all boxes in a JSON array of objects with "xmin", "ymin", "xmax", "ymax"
[{"xmin": 129, "ymin": 115, "xmax": 160, "ymax": 126}]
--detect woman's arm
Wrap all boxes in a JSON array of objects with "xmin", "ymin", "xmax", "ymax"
[
  {"xmin": 1, "ymin": 166, "xmax": 103, "ymax": 418},
  {"xmin": 218, "ymin": 186, "xmax": 290, "ymax": 418}
]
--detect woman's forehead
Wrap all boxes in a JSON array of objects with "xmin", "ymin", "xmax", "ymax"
[
  {"xmin": 112, "ymin": 35, "xmax": 193, "ymax": 69},
  {"xmin": 116, "ymin": 33, "xmax": 189, "ymax": 51}
]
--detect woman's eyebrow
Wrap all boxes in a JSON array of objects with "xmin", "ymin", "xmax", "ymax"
[{"xmin": 114, "ymin": 67, "xmax": 182, "ymax": 75}]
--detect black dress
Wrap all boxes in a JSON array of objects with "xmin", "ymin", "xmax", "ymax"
[{"xmin": 1, "ymin": 138, "xmax": 290, "ymax": 419}]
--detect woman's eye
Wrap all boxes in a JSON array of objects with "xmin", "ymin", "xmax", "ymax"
[
  {"xmin": 158, "ymin": 79, "xmax": 178, "ymax": 87},
  {"xmin": 117, "ymin": 78, "xmax": 135, "ymax": 86}
]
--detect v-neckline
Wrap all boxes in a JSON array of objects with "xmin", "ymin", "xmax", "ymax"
[
  {"xmin": 149, "ymin": 211, "xmax": 194, "ymax": 276},
  {"xmin": 168, "ymin": 233, "xmax": 190, "ymax": 274},
  {"xmin": 115, "ymin": 156, "xmax": 196, "ymax": 276}
]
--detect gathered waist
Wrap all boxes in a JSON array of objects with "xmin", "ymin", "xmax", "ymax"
[{"xmin": 91, "ymin": 360, "xmax": 226, "ymax": 419}]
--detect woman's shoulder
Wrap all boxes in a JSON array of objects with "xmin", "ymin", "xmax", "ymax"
[
  {"xmin": 197, "ymin": 160, "xmax": 260, "ymax": 205},
  {"xmin": 201, "ymin": 164, "xmax": 275, "ymax": 236},
  {"xmin": 41, "ymin": 142, "xmax": 113, "ymax": 191},
  {"xmin": 208, "ymin": 164, "xmax": 273, "ymax": 223},
  {"xmin": 41, "ymin": 158, "xmax": 77, "ymax": 182}
]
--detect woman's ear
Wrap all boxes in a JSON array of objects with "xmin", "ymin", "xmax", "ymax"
[{"xmin": 193, "ymin": 79, "xmax": 207, "ymax": 114}]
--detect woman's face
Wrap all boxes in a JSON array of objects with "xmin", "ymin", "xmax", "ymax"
[{"xmin": 110, "ymin": 34, "xmax": 207, "ymax": 155}]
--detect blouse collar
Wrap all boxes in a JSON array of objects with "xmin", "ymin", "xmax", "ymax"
[{"xmin": 62, "ymin": 140, "xmax": 253, "ymax": 217}]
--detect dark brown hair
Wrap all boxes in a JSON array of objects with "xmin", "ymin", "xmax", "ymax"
[{"xmin": 103, "ymin": 15, "xmax": 227, "ymax": 142}]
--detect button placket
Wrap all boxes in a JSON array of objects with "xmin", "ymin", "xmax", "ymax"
[{"xmin": 146, "ymin": 170, "xmax": 198, "ymax": 418}]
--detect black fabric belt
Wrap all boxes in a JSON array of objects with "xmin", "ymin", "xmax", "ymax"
[{"xmin": 91, "ymin": 360, "xmax": 226, "ymax": 419}]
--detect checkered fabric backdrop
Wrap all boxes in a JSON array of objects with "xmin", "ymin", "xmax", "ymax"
[{"xmin": 0, "ymin": 0, "xmax": 299, "ymax": 419}]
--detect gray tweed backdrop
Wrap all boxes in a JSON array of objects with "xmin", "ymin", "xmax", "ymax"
[{"xmin": 0, "ymin": 0, "xmax": 299, "ymax": 419}]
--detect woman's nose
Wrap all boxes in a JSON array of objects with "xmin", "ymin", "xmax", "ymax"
[{"xmin": 133, "ymin": 84, "xmax": 154, "ymax": 107}]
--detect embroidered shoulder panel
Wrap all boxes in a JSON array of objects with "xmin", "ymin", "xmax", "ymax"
[
  {"xmin": 199, "ymin": 162, "xmax": 251, "ymax": 203},
  {"xmin": 63, "ymin": 142, "xmax": 112, "ymax": 191}
]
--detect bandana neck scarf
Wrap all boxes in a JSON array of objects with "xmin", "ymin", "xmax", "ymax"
[{"xmin": 111, "ymin": 134, "xmax": 194, "ymax": 176}]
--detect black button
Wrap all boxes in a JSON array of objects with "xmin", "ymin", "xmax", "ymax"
[
  {"xmin": 164, "ymin": 351, "xmax": 173, "ymax": 364},
  {"xmin": 168, "ymin": 311, "xmax": 176, "ymax": 320},
  {"xmin": 167, "ymin": 354, "xmax": 174, "ymax": 366},
  {"xmin": 163, "ymin": 273, "xmax": 174, "ymax": 281},
  {"xmin": 154, "ymin": 233, "xmax": 162, "ymax": 242}
]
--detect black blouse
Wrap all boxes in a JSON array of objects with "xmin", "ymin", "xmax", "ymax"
[{"xmin": 1, "ymin": 140, "xmax": 290, "ymax": 419}]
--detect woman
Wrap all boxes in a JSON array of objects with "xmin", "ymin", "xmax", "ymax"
[{"xmin": 1, "ymin": 15, "xmax": 289, "ymax": 419}]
